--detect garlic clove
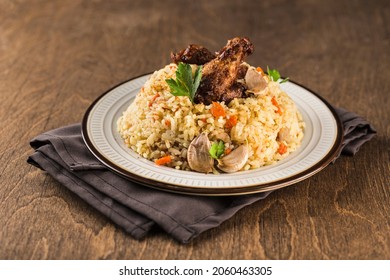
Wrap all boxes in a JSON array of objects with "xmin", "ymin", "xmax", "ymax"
[
  {"xmin": 187, "ymin": 132, "xmax": 214, "ymax": 173},
  {"xmin": 277, "ymin": 127, "xmax": 292, "ymax": 142},
  {"xmin": 245, "ymin": 67, "xmax": 267, "ymax": 93},
  {"xmin": 217, "ymin": 144, "xmax": 249, "ymax": 173}
]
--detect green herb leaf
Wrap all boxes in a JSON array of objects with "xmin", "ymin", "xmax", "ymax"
[
  {"xmin": 193, "ymin": 65, "xmax": 202, "ymax": 96},
  {"xmin": 267, "ymin": 66, "xmax": 289, "ymax": 84},
  {"xmin": 165, "ymin": 62, "xmax": 202, "ymax": 103},
  {"xmin": 209, "ymin": 141, "xmax": 225, "ymax": 159},
  {"xmin": 165, "ymin": 79, "xmax": 188, "ymax": 97},
  {"xmin": 280, "ymin": 77, "xmax": 289, "ymax": 84}
]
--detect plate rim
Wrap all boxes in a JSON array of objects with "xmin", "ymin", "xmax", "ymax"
[{"xmin": 81, "ymin": 74, "xmax": 343, "ymax": 196}]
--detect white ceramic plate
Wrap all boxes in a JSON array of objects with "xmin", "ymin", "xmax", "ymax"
[{"xmin": 82, "ymin": 74, "xmax": 343, "ymax": 196}]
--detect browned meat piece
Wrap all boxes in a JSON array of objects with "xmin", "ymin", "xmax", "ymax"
[
  {"xmin": 194, "ymin": 37, "xmax": 254, "ymax": 104},
  {"xmin": 170, "ymin": 44, "xmax": 216, "ymax": 65},
  {"xmin": 237, "ymin": 63, "xmax": 249, "ymax": 80},
  {"xmin": 222, "ymin": 82, "xmax": 247, "ymax": 103}
]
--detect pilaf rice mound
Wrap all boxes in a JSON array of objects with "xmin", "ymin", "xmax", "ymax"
[{"xmin": 117, "ymin": 63, "xmax": 305, "ymax": 171}]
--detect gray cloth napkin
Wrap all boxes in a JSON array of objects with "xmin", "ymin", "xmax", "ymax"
[
  {"xmin": 27, "ymin": 107, "xmax": 375, "ymax": 243},
  {"xmin": 334, "ymin": 107, "xmax": 377, "ymax": 156}
]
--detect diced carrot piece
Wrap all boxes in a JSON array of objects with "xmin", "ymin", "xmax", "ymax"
[
  {"xmin": 225, "ymin": 115, "xmax": 238, "ymax": 129},
  {"xmin": 165, "ymin": 119, "xmax": 171, "ymax": 126},
  {"xmin": 278, "ymin": 142, "xmax": 288, "ymax": 155},
  {"xmin": 271, "ymin": 96, "xmax": 279, "ymax": 107},
  {"xmin": 155, "ymin": 155, "xmax": 171, "ymax": 166},
  {"xmin": 225, "ymin": 148, "xmax": 232, "ymax": 155},
  {"xmin": 148, "ymin": 93, "xmax": 160, "ymax": 107},
  {"xmin": 256, "ymin": 66, "xmax": 265, "ymax": 76},
  {"xmin": 271, "ymin": 97, "xmax": 283, "ymax": 115},
  {"xmin": 210, "ymin": 102, "xmax": 226, "ymax": 118}
]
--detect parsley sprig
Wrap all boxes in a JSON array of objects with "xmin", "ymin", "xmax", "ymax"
[
  {"xmin": 209, "ymin": 141, "xmax": 225, "ymax": 159},
  {"xmin": 165, "ymin": 62, "xmax": 202, "ymax": 103},
  {"xmin": 267, "ymin": 66, "xmax": 289, "ymax": 84}
]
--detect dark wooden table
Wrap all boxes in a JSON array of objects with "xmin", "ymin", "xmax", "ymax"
[{"xmin": 1, "ymin": 0, "xmax": 389, "ymax": 260}]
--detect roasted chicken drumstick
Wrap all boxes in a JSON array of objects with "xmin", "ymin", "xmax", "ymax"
[{"xmin": 195, "ymin": 37, "xmax": 254, "ymax": 104}]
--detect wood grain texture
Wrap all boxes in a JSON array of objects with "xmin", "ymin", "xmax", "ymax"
[{"xmin": 0, "ymin": 0, "xmax": 389, "ymax": 259}]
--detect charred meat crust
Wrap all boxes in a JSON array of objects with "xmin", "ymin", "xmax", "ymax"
[
  {"xmin": 170, "ymin": 44, "xmax": 216, "ymax": 65},
  {"xmin": 237, "ymin": 63, "xmax": 249, "ymax": 80}
]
